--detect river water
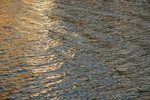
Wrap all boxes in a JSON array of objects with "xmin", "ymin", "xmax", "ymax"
[{"xmin": 0, "ymin": 0, "xmax": 150, "ymax": 99}]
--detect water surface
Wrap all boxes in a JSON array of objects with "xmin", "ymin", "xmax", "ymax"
[{"xmin": 0, "ymin": 0, "xmax": 150, "ymax": 99}]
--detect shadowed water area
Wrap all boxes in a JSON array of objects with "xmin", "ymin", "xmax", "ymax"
[{"xmin": 0, "ymin": 0, "xmax": 150, "ymax": 99}]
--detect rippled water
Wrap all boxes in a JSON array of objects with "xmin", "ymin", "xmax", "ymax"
[{"xmin": 0, "ymin": 0, "xmax": 150, "ymax": 99}]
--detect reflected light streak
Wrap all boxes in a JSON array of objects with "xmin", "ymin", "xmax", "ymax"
[{"xmin": 0, "ymin": 0, "xmax": 78, "ymax": 99}]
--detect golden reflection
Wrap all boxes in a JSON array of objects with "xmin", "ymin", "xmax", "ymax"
[
  {"xmin": 0, "ymin": 0, "xmax": 70, "ymax": 99},
  {"xmin": 21, "ymin": 0, "xmax": 65, "ymax": 98}
]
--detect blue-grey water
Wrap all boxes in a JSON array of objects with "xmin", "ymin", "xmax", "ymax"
[{"xmin": 0, "ymin": 0, "xmax": 150, "ymax": 99}]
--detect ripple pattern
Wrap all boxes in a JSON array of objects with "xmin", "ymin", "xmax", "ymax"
[{"xmin": 0, "ymin": 0, "xmax": 150, "ymax": 99}]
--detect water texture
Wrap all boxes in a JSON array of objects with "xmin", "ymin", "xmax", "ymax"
[{"xmin": 0, "ymin": 0, "xmax": 150, "ymax": 99}]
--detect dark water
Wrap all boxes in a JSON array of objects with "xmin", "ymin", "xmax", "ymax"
[{"xmin": 0, "ymin": 0, "xmax": 150, "ymax": 99}]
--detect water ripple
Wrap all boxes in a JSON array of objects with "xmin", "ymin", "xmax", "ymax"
[{"xmin": 0, "ymin": 0, "xmax": 150, "ymax": 99}]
